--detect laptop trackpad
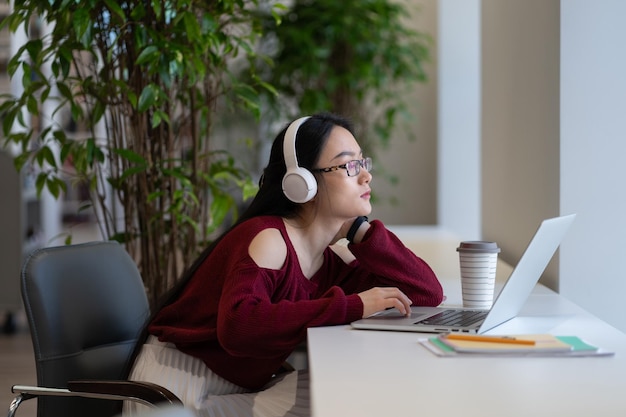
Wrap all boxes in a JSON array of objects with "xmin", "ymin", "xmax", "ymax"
[
  {"xmin": 371, "ymin": 306, "xmax": 441, "ymax": 321},
  {"xmin": 410, "ymin": 307, "xmax": 444, "ymax": 322}
]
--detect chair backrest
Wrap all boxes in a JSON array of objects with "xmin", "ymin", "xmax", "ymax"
[{"xmin": 21, "ymin": 241, "xmax": 150, "ymax": 417}]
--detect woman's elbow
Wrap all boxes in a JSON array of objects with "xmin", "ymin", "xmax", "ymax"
[{"xmin": 421, "ymin": 280, "xmax": 444, "ymax": 306}]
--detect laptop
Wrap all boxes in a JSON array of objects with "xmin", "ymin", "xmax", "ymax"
[{"xmin": 351, "ymin": 214, "xmax": 576, "ymax": 334}]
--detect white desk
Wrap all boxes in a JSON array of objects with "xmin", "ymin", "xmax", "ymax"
[{"xmin": 308, "ymin": 226, "xmax": 626, "ymax": 417}]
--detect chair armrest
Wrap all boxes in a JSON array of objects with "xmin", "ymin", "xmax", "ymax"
[
  {"xmin": 8, "ymin": 382, "xmax": 182, "ymax": 417},
  {"xmin": 11, "ymin": 381, "xmax": 182, "ymax": 409},
  {"xmin": 67, "ymin": 380, "xmax": 182, "ymax": 406}
]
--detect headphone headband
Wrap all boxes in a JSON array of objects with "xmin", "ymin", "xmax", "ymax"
[
  {"xmin": 283, "ymin": 116, "xmax": 311, "ymax": 172},
  {"xmin": 281, "ymin": 116, "xmax": 317, "ymax": 203}
]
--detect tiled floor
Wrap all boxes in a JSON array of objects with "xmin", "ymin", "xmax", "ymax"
[{"xmin": 0, "ymin": 328, "xmax": 37, "ymax": 417}]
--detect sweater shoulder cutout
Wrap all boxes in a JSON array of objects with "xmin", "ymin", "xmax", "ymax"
[{"xmin": 248, "ymin": 227, "xmax": 288, "ymax": 270}]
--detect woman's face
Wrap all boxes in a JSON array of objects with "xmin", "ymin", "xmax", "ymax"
[{"xmin": 314, "ymin": 125, "xmax": 372, "ymax": 219}]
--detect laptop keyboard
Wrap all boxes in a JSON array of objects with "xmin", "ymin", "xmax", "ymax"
[{"xmin": 416, "ymin": 309, "xmax": 488, "ymax": 327}]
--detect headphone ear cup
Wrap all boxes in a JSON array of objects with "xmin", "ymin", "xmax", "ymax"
[{"xmin": 282, "ymin": 167, "xmax": 317, "ymax": 203}]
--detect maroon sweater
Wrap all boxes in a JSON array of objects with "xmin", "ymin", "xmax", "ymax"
[{"xmin": 149, "ymin": 216, "xmax": 443, "ymax": 390}]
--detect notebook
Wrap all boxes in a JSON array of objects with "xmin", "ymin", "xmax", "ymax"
[{"xmin": 351, "ymin": 214, "xmax": 576, "ymax": 334}]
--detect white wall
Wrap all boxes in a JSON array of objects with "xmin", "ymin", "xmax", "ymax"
[{"xmin": 560, "ymin": 0, "xmax": 626, "ymax": 332}]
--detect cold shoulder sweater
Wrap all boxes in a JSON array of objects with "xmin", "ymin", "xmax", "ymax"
[{"xmin": 148, "ymin": 216, "xmax": 443, "ymax": 390}]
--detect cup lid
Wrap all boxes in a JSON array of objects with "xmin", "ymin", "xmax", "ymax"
[{"xmin": 456, "ymin": 241, "xmax": 501, "ymax": 253}]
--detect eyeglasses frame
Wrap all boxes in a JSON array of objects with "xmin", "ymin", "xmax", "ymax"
[{"xmin": 312, "ymin": 157, "xmax": 372, "ymax": 177}]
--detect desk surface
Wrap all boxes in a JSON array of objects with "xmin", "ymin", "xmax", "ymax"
[{"xmin": 308, "ymin": 226, "xmax": 626, "ymax": 417}]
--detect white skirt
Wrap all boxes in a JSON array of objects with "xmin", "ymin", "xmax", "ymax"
[{"xmin": 124, "ymin": 336, "xmax": 310, "ymax": 417}]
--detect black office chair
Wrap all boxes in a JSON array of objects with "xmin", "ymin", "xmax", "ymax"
[{"xmin": 7, "ymin": 241, "xmax": 183, "ymax": 417}]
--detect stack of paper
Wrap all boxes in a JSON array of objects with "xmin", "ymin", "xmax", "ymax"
[{"xmin": 419, "ymin": 334, "xmax": 614, "ymax": 357}]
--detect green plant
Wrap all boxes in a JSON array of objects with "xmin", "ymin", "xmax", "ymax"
[
  {"xmin": 259, "ymin": 0, "xmax": 431, "ymax": 156},
  {"xmin": 1, "ymin": 0, "xmax": 279, "ymax": 306}
]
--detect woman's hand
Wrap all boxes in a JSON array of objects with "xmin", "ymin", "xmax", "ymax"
[
  {"xmin": 330, "ymin": 218, "xmax": 356, "ymax": 244},
  {"xmin": 357, "ymin": 287, "xmax": 413, "ymax": 318},
  {"xmin": 331, "ymin": 217, "xmax": 370, "ymax": 245}
]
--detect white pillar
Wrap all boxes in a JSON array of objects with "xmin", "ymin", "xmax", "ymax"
[{"xmin": 437, "ymin": 0, "xmax": 481, "ymax": 240}]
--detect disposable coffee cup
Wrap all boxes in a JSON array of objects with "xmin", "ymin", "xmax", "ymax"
[{"xmin": 456, "ymin": 241, "xmax": 501, "ymax": 309}]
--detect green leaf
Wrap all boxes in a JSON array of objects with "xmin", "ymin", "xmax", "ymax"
[
  {"xmin": 183, "ymin": 11, "xmax": 202, "ymax": 40},
  {"xmin": 136, "ymin": 46, "xmax": 160, "ymax": 66},
  {"xmin": 92, "ymin": 101, "xmax": 106, "ymax": 124},
  {"xmin": 113, "ymin": 148, "xmax": 148, "ymax": 165},
  {"xmin": 152, "ymin": 110, "xmax": 171, "ymax": 128},
  {"xmin": 46, "ymin": 176, "xmax": 67, "ymax": 199},
  {"xmin": 2, "ymin": 108, "xmax": 17, "ymax": 136},
  {"xmin": 52, "ymin": 129, "xmax": 69, "ymax": 145},
  {"xmin": 126, "ymin": 90, "xmax": 138, "ymax": 108},
  {"xmin": 24, "ymin": 39, "xmax": 43, "ymax": 64},
  {"xmin": 210, "ymin": 194, "xmax": 233, "ymax": 232},
  {"xmin": 35, "ymin": 173, "xmax": 47, "ymax": 197},
  {"xmin": 109, "ymin": 232, "xmax": 134, "ymax": 244},
  {"xmin": 161, "ymin": 168, "xmax": 192, "ymax": 187},
  {"xmin": 26, "ymin": 96, "xmax": 38, "ymax": 114},
  {"xmin": 242, "ymin": 180, "xmax": 258, "ymax": 201},
  {"xmin": 38, "ymin": 146, "xmax": 57, "ymax": 168},
  {"xmin": 56, "ymin": 82, "xmax": 73, "ymax": 101},
  {"xmin": 147, "ymin": 190, "xmax": 165, "ymax": 203},
  {"xmin": 40, "ymin": 85, "xmax": 52, "ymax": 102},
  {"xmin": 13, "ymin": 152, "xmax": 31, "ymax": 172},
  {"xmin": 233, "ymin": 83, "xmax": 260, "ymax": 115},
  {"xmin": 77, "ymin": 202, "xmax": 94, "ymax": 213},
  {"xmin": 103, "ymin": 0, "xmax": 126, "ymax": 22},
  {"xmin": 58, "ymin": 45, "xmax": 74, "ymax": 78},
  {"xmin": 131, "ymin": 1, "xmax": 147, "ymax": 19},
  {"xmin": 60, "ymin": 142, "xmax": 73, "ymax": 164},
  {"xmin": 255, "ymin": 78, "xmax": 278, "ymax": 97},
  {"xmin": 73, "ymin": 9, "xmax": 92, "ymax": 46},
  {"xmin": 119, "ymin": 165, "xmax": 148, "ymax": 183},
  {"xmin": 138, "ymin": 85, "xmax": 156, "ymax": 112},
  {"xmin": 86, "ymin": 138, "xmax": 98, "ymax": 165}
]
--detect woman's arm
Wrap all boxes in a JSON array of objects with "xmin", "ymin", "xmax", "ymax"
[{"xmin": 323, "ymin": 220, "xmax": 444, "ymax": 307}]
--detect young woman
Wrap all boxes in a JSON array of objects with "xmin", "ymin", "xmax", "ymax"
[{"xmin": 125, "ymin": 112, "xmax": 444, "ymax": 417}]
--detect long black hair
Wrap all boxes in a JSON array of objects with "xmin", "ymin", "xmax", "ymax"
[{"xmin": 124, "ymin": 112, "xmax": 354, "ymax": 376}]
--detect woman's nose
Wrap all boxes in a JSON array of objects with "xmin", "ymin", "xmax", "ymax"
[{"xmin": 359, "ymin": 167, "xmax": 372, "ymax": 183}]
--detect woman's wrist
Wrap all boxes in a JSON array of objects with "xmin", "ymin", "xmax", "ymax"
[{"xmin": 347, "ymin": 216, "xmax": 369, "ymax": 243}]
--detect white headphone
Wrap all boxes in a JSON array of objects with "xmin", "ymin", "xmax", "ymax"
[{"xmin": 281, "ymin": 116, "xmax": 317, "ymax": 203}]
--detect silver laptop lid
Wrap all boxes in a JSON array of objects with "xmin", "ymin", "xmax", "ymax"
[{"xmin": 478, "ymin": 214, "xmax": 576, "ymax": 333}]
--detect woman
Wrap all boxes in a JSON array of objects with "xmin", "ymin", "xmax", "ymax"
[{"xmin": 125, "ymin": 112, "xmax": 444, "ymax": 416}]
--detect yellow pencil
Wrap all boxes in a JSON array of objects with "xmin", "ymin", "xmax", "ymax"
[{"xmin": 444, "ymin": 334, "xmax": 536, "ymax": 346}]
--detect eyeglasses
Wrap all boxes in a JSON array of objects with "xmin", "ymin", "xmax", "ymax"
[{"xmin": 313, "ymin": 157, "xmax": 372, "ymax": 177}]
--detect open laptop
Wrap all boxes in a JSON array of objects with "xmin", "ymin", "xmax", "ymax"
[{"xmin": 351, "ymin": 214, "xmax": 576, "ymax": 334}]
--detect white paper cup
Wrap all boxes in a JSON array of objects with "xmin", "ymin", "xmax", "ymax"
[{"xmin": 457, "ymin": 241, "xmax": 500, "ymax": 309}]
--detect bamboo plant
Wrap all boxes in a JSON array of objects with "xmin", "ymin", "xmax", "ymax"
[{"xmin": 1, "ymin": 0, "xmax": 280, "ymax": 306}]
